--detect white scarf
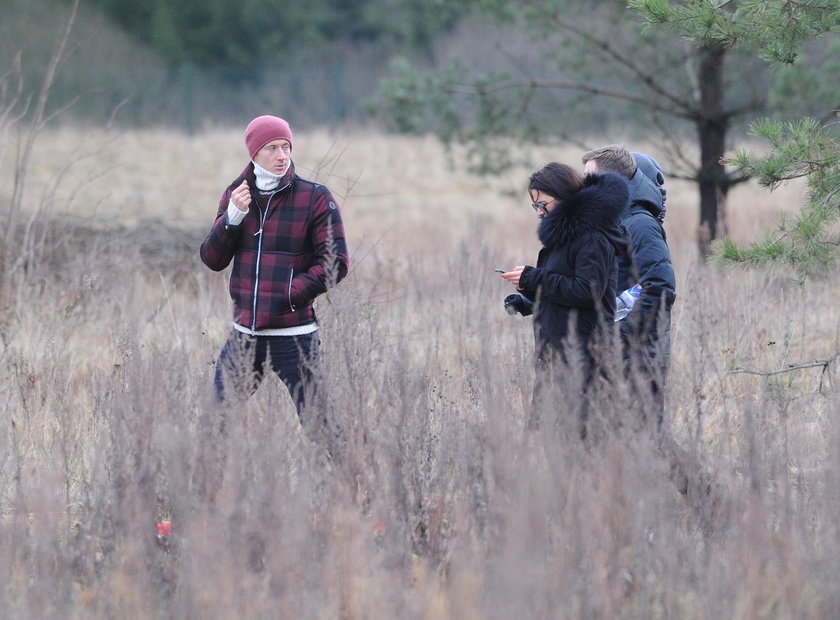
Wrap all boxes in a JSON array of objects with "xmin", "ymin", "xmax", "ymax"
[{"xmin": 252, "ymin": 161, "xmax": 284, "ymax": 191}]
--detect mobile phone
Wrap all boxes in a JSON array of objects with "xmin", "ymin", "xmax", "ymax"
[{"xmin": 494, "ymin": 268, "xmax": 506, "ymax": 273}]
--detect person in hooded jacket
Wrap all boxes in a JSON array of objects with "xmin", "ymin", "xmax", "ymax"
[
  {"xmin": 501, "ymin": 162, "xmax": 629, "ymax": 437},
  {"xmin": 581, "ymin": 145, "xmax": 676, "ymax": 426},
  {"xmin": 579, "ymin": 147, "xmax": 722, "ymax": 513}
]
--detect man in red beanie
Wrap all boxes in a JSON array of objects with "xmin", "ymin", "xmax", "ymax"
[{"xmin": 200, "ymin": 115, "xmax": 349, "ymax": 456}]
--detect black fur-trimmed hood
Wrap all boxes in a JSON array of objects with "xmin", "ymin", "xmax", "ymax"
[{"xmin": 537, "ymin": 172, "xmax": 629, "ymax": 250}]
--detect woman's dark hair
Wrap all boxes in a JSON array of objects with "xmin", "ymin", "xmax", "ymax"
[{"xmin": 528, "ymin": 162, "xmax": 583, "ymax": 202}]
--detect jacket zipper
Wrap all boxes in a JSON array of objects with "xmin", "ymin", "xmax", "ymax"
[
  {"xmin": 250, "ymin": 184, "xmax": 288, "ymax": 330},
  {"xmin": 250, "ymin": 205, "xmax": 268, "ymax": 331},
  {"xmin": 288, "ymin": 268, "xmax": 296, "ymax": 312}
]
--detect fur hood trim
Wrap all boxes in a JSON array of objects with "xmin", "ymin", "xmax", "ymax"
[{"xmin": 538, "ymin": 172, "xmax": 629, "ymax": 249}]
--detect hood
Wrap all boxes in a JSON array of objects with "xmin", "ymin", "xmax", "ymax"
[
  {"xmin": 630, "ymin": 152, "xmax": 666, "ymax": 222},
  {"xmin": 538, "ymin": 172, "xmax": 629, "ymax": 252}
]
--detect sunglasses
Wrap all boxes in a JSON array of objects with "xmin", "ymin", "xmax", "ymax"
[{"xmin": 530, "ymin": 200, "xmax": 554, "ymax": 214}]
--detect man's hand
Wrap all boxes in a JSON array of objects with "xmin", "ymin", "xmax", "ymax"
[
  {"xmin": 231, "ymin": 180, "xmax": 251, "ymax": 212},
  {"xmin": 500, "ymin": 266, "xmax": 526, "ymax": 290}
]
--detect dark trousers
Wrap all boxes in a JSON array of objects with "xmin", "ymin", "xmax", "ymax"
[
  {"xmin": 623, "ymin": 340, "xmax": 670, "ymax": 431},
  {"xmin": 196, "ymin": 330, "xmax": 331, "ymax": 502},
  {"xmin": 213, "ymin": 329, "xmax": 320, "ymax": 419}
]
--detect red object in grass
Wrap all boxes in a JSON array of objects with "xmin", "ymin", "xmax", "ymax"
[{"xmin": 155, "ymin": 521, "xmax": 172, "ymax": 537}]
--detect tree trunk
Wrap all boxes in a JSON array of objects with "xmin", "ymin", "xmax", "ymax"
[{"xmin": 695, "ymin": 44, "xmax": 729, "ymax": 257}]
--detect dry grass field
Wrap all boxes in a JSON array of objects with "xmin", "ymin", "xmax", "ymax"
[{"xmin": 1, "ymin": 125, "xmax": 838, "ymax": 618}]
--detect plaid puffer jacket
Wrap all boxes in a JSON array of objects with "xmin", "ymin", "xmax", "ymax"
[{"xmin": 200, "ymin": 162, "xmax": 349, "ymax": 330}]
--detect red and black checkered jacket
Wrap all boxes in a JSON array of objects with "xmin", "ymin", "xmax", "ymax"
[{"xmin": 200, "ymin": 162, "xmax": 349, "ymax": 331}]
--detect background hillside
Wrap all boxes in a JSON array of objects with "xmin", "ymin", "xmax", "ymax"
[
  {"xmin": 17, "ymin": 0, "xmax": 829, "ymax": 136},
  {"xmin": 1, "ymin": 0, "xmax": 465, "ymax": 130}
]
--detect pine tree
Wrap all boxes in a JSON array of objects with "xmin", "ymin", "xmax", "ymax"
[
  {"xmin": 377, "ymin": 0, "xmax": 840, "ymax": 257},
  {"xmin": 630, "ymin": 0, "xmax": 840, "ymax": 278}
]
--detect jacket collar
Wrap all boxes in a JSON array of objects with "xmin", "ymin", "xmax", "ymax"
[
  {"xmin": 538, "ymin": 172, "xmax": 629, "ymax": 249},
  {"xmin": 240, "ymin": 160, "xmax": 296, "ymax": 190}
]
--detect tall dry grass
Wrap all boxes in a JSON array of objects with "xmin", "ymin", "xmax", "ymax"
[{"xmin": 1, "ymin": 124, "xmax": 838, "ymax": 619}]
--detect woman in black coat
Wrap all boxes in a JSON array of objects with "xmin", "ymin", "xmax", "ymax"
[{"xmin": 501, "ymin": 162, "xmax": 629, "ymax": 435}]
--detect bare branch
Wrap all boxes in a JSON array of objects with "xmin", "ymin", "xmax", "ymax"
[
  {"xmin": 448, "ymin": 78, "xmax": 695, "ymax": 120},
  {"xmin": 41, "ymin": 94, "xmax": 82, "ymax": 127},
  {"xmin": 819, "ymin": 184, "xmax": 840, "ymax": 208},
  {"xmin": 820, "ymin": 106, "xmax": 840, "ymax": 126},
  {"xmin": 30, "ymin": 0, "xmax": 80, "ymax": 134},
  {"xmin": 0, "ymin": 54, "xmax": 26, "ymax": 130},
  {"xmin": 519, "ymin": 0, "xmax": 700, "ymax": 115},
  {"xmin": 728, "ymin": 350, "xmax": 840, "ymax": 378},
  {"xmin": 726, "ymin": 172, "xmax": 752, "ymax": 187},
  {"xmin": 721, "ymin": 96, "xmax": 769, "ymax": 122},
  {"xmin": 4, "ymin": 0, "xmax": 81, "ymax": 293},
  {"xmin": 648, "ymin": 113, "xmax": 703, "ymax": 177}
]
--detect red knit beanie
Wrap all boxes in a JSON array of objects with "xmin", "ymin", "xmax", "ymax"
[{"xmin": 245, "ymin": 115, "xmax": 293, "ymax": 159}]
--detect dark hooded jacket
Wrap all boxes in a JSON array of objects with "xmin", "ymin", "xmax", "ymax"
[
  {"xmin": 619, "ymin": 156, "xmax": 677, "ymax": 367},
  {"xmin": 518, "ymin": 172, "xmax": 629, "ymax": 363}
]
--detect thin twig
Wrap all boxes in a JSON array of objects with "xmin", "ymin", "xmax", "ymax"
[{"xmin": 728, "ymin": 350, "xmax": 840, "ymax": 377}]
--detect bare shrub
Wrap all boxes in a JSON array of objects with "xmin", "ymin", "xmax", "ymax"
[
  {"xmin": 0, "ymin": 185, "xmax": 838, "ymax": 616},
  {"xmin": 2, "ymin": 104, "xmax": 840, "ymax": 618}
]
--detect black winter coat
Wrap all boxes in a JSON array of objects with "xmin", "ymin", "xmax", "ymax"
[{"xmin": 519, "ymin": 173, "xmax": 629, "ymax": 363}]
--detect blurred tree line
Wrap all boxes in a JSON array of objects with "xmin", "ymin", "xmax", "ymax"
[
  {"xmin": 1, "ymin": 0, "xmax": 469, "ymax": 129},
  {"xmin": 89, "ymin": 0, "xmax": 464, "ymax": 82}
]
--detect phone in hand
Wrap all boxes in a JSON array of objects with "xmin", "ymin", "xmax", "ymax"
[{"xmin": 494, "ymin": 268, "xmax": 506, "ymax": 273}]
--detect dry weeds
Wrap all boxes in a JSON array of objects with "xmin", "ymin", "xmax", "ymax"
[{"xmin": 0, "ymin": 127, "xmax": 837, "ymax": 619}]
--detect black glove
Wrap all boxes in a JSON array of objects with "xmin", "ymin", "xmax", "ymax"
[{"xmin": 504, "ymin": 293, "xmax": 533, "ymax": 316}]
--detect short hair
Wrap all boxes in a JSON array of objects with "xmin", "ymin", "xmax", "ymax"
[
  {"xmin": 581, "ymin": 144, "xmax": 637, "ymax": 180},
  {"xmin": 529, "ymin": 162, "xmax": 583, "ymax": 202}
]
